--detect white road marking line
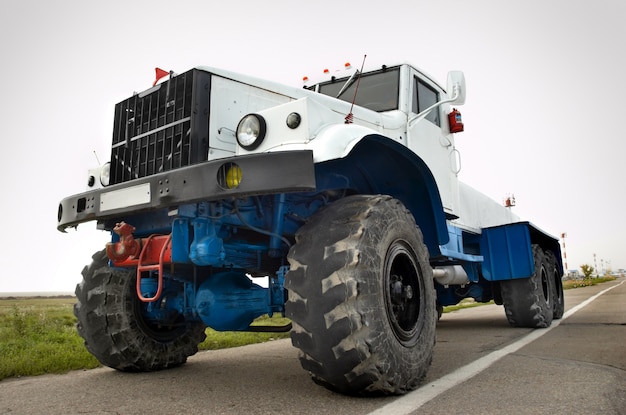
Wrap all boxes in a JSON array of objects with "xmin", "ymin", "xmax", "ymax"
[{"xmin": 367, "ymin": 279, "xmax": 625, "ymax": 415}]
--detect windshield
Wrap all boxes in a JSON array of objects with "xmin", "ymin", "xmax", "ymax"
[{"xmin": 317, "ymin": 67, "xmax": 400, "ymax": 112}]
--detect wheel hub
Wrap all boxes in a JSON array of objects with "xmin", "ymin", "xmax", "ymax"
[
  {"xmin": 385, "ymin": 241, "xmax": 423, "ymax": 345},
  {"xmin": 390, "ymin": 276, "xmax": 414, "ymax": 306}
]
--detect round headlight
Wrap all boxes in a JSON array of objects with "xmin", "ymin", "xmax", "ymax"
[
  {"xmin": 100, "ymin": 162, "xmax": 111, "ymax": 187},
  {"xmin": 236, "ymin": 114, "xmax": 266, "ymax": 150},
  {"xmin": 286, "ymin": 112, "xmax": 301, "ymax": 129}
]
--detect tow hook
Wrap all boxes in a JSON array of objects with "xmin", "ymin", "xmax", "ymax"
[{"xmin": 106, "ymin": 222, "xmax": 141, "ymax": 262}]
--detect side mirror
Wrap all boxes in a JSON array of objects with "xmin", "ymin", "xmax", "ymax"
[{"xmin": 446, "ymin": 71, "xmax": 466, "ymax": 105}]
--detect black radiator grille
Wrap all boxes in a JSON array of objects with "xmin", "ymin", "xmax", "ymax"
[{"xmin": 110, "ymin": 69, "xmax": 210, "ymax": 185}]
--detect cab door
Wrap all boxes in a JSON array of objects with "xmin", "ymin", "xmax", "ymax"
[{"xmin": 407, "ymin": 70, "xmax": 460, "ymax": 217}]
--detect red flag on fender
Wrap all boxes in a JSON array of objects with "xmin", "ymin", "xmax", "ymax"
[{"xmin": 153, "ymin": 67, "xmax": 169, "ymax": 86}]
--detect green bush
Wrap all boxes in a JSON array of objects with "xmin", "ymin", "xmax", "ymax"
[{"xmin": 562, "ymin": 275, "xmax": 616, "ymax": 289}]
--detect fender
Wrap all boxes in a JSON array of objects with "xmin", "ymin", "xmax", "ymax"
[
  {"xmin": 314, "ymin": 133, "xmax": 449, "ymax": 256},
  {"xmin": 260, "ymin": 122, "xmax": 377, "ymax": 162},
  {"xmin": 264, "ymin": 118, "xmax": 449, "ymax": 255},
  {"xmin": 307, "ymin": 123, "xmax": 384, "ymax": 162},
  {"xmin": 259, "ymin": 98, "xmax": 404, "ymax": 163}
]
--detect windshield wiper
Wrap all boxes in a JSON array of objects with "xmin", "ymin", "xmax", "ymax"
[{"xmin": 335, "ymin": 70, "xmax": 360, "ymax": 99}]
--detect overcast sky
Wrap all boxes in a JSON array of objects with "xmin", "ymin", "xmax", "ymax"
[{"xmin": 1, "ymin": 0, "xmax": 624, "ymax": 292}]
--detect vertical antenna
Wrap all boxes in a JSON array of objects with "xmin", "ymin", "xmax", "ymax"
[{"xmin": 345, "ymin": 54, "xmax": 367, "ymax": 124}]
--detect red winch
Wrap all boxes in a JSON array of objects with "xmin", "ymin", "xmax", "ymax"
[{"xmin": 105, "ymin": 222, "xmax": 172, "ymax": 302}]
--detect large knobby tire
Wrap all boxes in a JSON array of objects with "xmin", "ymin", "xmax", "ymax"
[
  {"xmin": 500, "ymin": 245, "xmax": 554, "ymax": 328},
  {"xmin": 74, "ymin": 250, "xmax": 206, "ymax": 371},
  {"xmin": 285, "ymin": 195, "xmax": 436, "ymax": 396},
  {"xmin": 545, "ymin": 250, "xmax": 565, "ymax": 319}
]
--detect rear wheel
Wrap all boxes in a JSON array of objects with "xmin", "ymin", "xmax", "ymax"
[
  {"xmin": 436, "ymin": 303, "xmax": 444, "ymax": 320},
  {"xmin": 285, "ymin": 195, "xmax": 436, "ymax": 396},
  {"xmin": 500, "ymin": 245, "xmax": 553, "ymax": 328},
  {"xmin": 74, "ymin": 250, "xmax": 206, "ymax": 371},
  {"xmin": 545, "ymin": 250, "xmax": 565, "ymax": 319}
]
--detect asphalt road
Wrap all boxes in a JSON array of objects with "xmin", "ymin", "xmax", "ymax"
[{"xmin": 1, "ymin": 279, "xmax": 624, "ymax": 415}]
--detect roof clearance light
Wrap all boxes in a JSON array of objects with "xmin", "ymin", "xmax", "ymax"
[
  {"xmin": 236, "ymin": 114, "xmax": 266, "ymax": 150},
  {"xmin": 323, "ymin": 68, "xmax": 330, "ymax": 74},
  {"xmin": 345, "ymin": 62, "xmax": 352, "ymax": 69}
]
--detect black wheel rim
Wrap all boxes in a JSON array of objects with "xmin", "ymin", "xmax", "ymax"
[
  {"xmin": 129, "ymin": 276, "xmax": 188, "ymax": 343},
  {"xmin": 384, "ymin": 240, "xmax": 423, "ymax": 346}
]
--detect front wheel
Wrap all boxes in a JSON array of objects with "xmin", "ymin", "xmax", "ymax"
[
  {"xmin": 285, "ymin": 195, "xmax": 436, "ymax": 396},
  {"xmin": 74, "ymin": 250, "xmax": 206, "ymax": 371}
]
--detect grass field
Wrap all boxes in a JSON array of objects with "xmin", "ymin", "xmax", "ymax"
[
  {"xmin": 0, "ymin": 296, "xmax": 290, "ymax": 381},
  {"xmin": 0, "ymin": 297, "xmax": 100, "ymax": 380},
  {"xmin": 0, "ymin": 276, "xmax": 617, "ymax": 381}
]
